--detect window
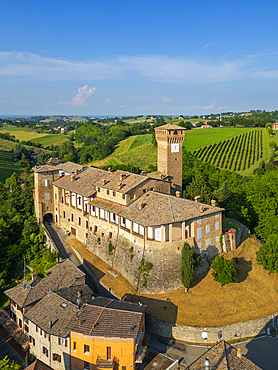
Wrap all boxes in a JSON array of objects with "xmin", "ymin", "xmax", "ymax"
[
  {"xmin": 53, "ymin": 354, "xmax": 61, "ymax": 362},
  {"xmin": 78, "ymin": 197, "xmax": 82, "ymax": 206},
  {"xmin": 84, "ymin": 361, "xmax": 90, "ymax": 370},
  {"xmin": 206, "ymin": 225, "xmax": 210, "ymax": 233},
  {"xmin": 86, "ymin": 221, "xmax": 88, "ymax": 229},
  {"xmin": 98, "ymin": 187, "xmax": 100, "ymax": 192},
  {"xmin": 43, "ymin": 347, "xmax": 48, "ymax": 357},
  {"xmin": 122, "ymin": 367, "xmax": 126, "ymax": 370},
  {"xmin": 62, "ymin": 196, "xmax": 64, "ymax": 203},
  {"xmin": 113, "ymin": 191, "xmax": 116, "ymax": 197},
  {"xmin": 197, "ymin": 217, "xmax": 201, "ymax": 224},
  {"xmin": 216, "ymin": 236, "xmax": 219, "ymax": 243},
  {"xmin": 121, "ymin": 217, "xmax": 126, "ymax": 227},
  {"xmin": 216, "ymin": 222, "xmax": 219, "ymax": 230},
  {"xmin": 216, "ymin": 212, "xmax": 220, "ymax": 218},
  {"xmin": 45, "ymin": 193, "xmax": 50, "ymax": 201},
  {"xmin": 24, "ymin": 324, "xmax": 29, "ymax": 333},
  {"xmin": 94, "ymin": 226, "xmax": 97, "ymax": 234},
  {"xmin": 197, "ymin": 228, "xmax": 202, "ymax": 240},
  {"xmin": 45, "ymin": 179, "xmax": 49, "ymax": 187},
  {"xmin": 206, "ymin": 239, "xmax": 210, "ymax": 246},
  {"xmin": 55, "ymin": 193, "xmax": 57, "ymax": 200},
  {"xmin": 84, "ymin": 344, "xmax": 90, "ymax": 354},
  {"xmin": 122, "ymin": 194, "xmax": 125, "ymax": 200},
  {"xmin": 79, "ymin": 217, "xmax": 81, "ymax": 226},
  {"xmin": 198, "ymin": 242, "xmax": 202, "ymax": 249},
  {"xmin": 100, "ymin": 209, "xmax": 105, "ymax": 219},
  {"xmin": 71, "ymin": 214, "xmax": 74, "ymax": 222},
  {"xmin": 36, "ymin": 325, "xmax": 38, "ymax": 333},
  {"xmin": 73, "ymin": 341, "xmax": 76, "ymax": 351},
  {"xmin": 63, "ymin": 211, "xmax": 65, "ymax": 218},
  {"xmin": 107, "ymin": 189, "xmax": 109, "ymax": 195}
]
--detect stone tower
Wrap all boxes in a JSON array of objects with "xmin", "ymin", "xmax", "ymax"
[{"xmin": 155, "ymin": 123, "xmax": 185, "ymax": 194}]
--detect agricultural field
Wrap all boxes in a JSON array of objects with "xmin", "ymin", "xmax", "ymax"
[
  {"xmin": 0, "ymin": 150, "xmax": 25, "ymax": 182},
  {"xmin": 192, "ymin": 129, "xmax": 263, "ymax": 173},
  {"xmin": 0, "ymin": 126, "xmax": 46, "ymax": 141},
  {"xmin": 182, "ymin": 127, "xmax": 255, "ymax": 152},
  {"xmin": 31, "ymin": 134, "xmax": 66, "ymax": 147},
  {"xmin": 90, "ymin": 134, "xmax": 157, "ymax": 170}
]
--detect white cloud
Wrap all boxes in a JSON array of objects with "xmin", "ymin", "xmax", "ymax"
[
  {"xmin": 161, "ymin": 97, "xmax": 172, "ymax": 103},
  {"xmin": 105, "ymin": 98, "xmax": 117, "ymax": 104},
  {"xmin": 57, "ymin": 85, "xmax": 95, "ymax": 106},
  {"xmin": 12, "ymin": 101, "xmax": 37, "ymax": 106},
  {"xmin": 204, "ymin": 99, "xmax": 216, "ymax": 109},
  {"xmin": 0, "ymin": 100, "xmax": 4, "ymax": 103},
  {"xmin": 120, "ymin": 103, "xmax": 126, "ymax": 108}
]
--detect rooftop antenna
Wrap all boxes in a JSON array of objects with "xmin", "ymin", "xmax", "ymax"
[
  {"xmin": 23, "ymin": 258, "xmax": 27, "ymax": 290},
  {"xmin": 220, "ymin": 107, "xmax": 222, "ymax": 122}
]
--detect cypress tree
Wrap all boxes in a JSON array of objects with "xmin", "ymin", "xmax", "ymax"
[{"xmin": 181, "ymin": 242, "xmax": 194, "ymax": 293}]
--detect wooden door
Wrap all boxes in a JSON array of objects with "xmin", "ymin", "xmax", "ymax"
[
  {"xmin": 19, "ymin": 318, "xmax": 22, "ymax": 328},
  {"xmin": 107, "ymin": 346, "xmax": 111, "ymax": 360},
  {"xmin": 71, "ymin": 227, "xmax": 76, "ymax": 236}
]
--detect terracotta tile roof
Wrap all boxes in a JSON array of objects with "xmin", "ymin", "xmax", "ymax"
[
  {"xmin": 186, "ymin": 341, "xmax": 262, "ymax": 370},
  {"xmin": 25, "ymin": 291, "xmax": 78, "ymax": 338},
  {"xmin": 25, "ymin": 359, "xmax": 53, "ymax": 370},
  {"xmin": 120, "ymin": 191, "xmax": 223, "ymax": 227},
  {"xmin": 58, "ymin": 161, "xmax": 84, "ymax": 174},
  {"xmin": 53, "ymin": 167, "xmax": 108, "ymax": 197},
  {"xmin": 0, "ymin": 310, "xmax": 29, "ymax": 350},
  {"xmin": 70, "ymin": 299, "xmax": 146, "ymax": 339},
  {"xmin": 5, "ymin": 259, "xmax": 85, "ymax": 308},
  {"xmin": 94, "ymin": 170, "xmax": 150, "ymax": 194},
  {"xmin": 90, "ymin": 297, "xmax": 147, "ymax": 313}
]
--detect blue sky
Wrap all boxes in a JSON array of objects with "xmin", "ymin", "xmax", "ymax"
[{"xmin": 1, "ymin": 0, "xmax": 278, "ymax": 116}]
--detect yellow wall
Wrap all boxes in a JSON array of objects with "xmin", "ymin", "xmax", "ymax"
[{"xmin": 70, "ymin": 332, "xmax": 135, "ymax": 370}]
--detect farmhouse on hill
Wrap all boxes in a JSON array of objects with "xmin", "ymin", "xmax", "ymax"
[{"xmin": 32, "ymin": 123, "xmax": 233, "ymax": 293}]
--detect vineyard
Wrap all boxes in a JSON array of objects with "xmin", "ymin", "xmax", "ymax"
[{"xmin": 192, "ymin": 129, "xmax": 263, "ymax": 172}]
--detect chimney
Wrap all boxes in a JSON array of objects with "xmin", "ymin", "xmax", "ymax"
[
  {"xmin": 75, "ymin": 169, "xmax": 79, "ymax": 175},
  {"xmin": 176, "ymin": 191, "xmax": 181, "ymax": 197},
  {"xmin": 139, "ymin": 202, "xmax": 144, "ymax": 210},
  {"xmin": 160, "ymin": 174, "xmax": 164, "ymax": 179},
  {"xmin": 211, "ymin": 199, "xmax": 216, "ymax": 207},
  {"xmin": 118, "ymin": 182, "xmax": 122, "ymax": 189},
  {"xmin": 237, "ymin": 348, "xmax": 242, "ymax": 359},
  {"xmin": 81, "ymin": 166, "xmax": 85, "ymax": 172},
  {"xmin": 71, "ymin": 174, "xmax": 76, "ymax": 182},
  {"xmin": 31, "ymin": 272, "xmax": 37, "ymax": 280},
  {"xmin": 108, "ymin": 167, "xmax": 111, "ymax": 172},
  {"xmin": 102, "ymin": 178, "xmax": 106, "ymax": 185},
  {"xmin": 199, "ymin": 206, "xmax": 204, "ymax": 213},
  {"xmin": 140, "ymin": 171, "xmax": 147, "ymax": 176},
  {"xmin": 194, "ymin": 195, "xmax": 200, "ymax": 203},
  {"xmin": 120, "ymin": 174, "xmax": 126, "ymax": 181},
  {"xmin": 49, "ymin": 321, "xmax": 52, "ymax": 329}
]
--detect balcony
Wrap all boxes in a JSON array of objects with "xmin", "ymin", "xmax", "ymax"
[{"xmin": 96, "ymin": 360, "xmax": 114, "ymax": 369}]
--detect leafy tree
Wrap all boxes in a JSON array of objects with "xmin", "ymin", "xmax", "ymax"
[
  {"xmin": 181, "ymin": 243, "xmax": 194, "ymax": 292},
  {"xmin": 0, "ymin": 356, "xmax": 20, "ymax": 370},
  {"xmin": 256, "ymin": 235, "xmax": 278, "ymax": 273},
  {"xmin": 213, "ymin": 181, "xmax": 231, "ymax": 206},
  {"xmin": 212, "ymin": 255, "xmax": 236, "ymax": 286},
  {"xmin": 185, "ymin": 173, "xmax": 211, "ymax": 204}
]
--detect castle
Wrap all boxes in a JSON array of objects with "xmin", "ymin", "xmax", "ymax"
[{"xmin": 33, "ymin": 123, "xmax": 224, "ymax": 293}]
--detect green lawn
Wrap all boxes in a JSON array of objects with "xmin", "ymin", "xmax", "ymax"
[{"xmin": 0, "ymin": 150, "xmax": 26, "ymax": 182}]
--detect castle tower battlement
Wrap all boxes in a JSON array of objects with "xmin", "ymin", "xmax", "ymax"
[{"xmin": 155, "ymin": 123, "xmax": 185, "ymax": 194}]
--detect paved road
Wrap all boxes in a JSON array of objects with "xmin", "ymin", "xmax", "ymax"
[{"xmin": 147, "ymin": 333, "xmax": 278, "ymax": 369}]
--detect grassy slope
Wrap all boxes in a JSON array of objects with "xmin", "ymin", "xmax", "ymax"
[
  {"xmin": 183, "ymin": 127, "xmax": 254, "ymax": 152},
  {"xmin": 90, "ymin": 134, "xmax": 157, "ymax": 169},
  {"xmin": 128, "ymin": 237, "xmax": 278, "ymax": 327},
  {"xmin": 0, "ymin": 127, "xmax": 46, "ymax": 141},
  {"xmin": 0, "ymin": 150, "xmax": 25, "ymax": 182},
  {"xmin": 32, "ymin": 134, "xmax": 66, "ymax": 147}
]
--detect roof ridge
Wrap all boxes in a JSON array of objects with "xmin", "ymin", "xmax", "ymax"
[
  {"xmin": 223, "ymin": 341, "xmax": 231, "ymax": 370},
  {"xmin": 168, "ymin": 194, "xmax": 175, "ymax": 223}
]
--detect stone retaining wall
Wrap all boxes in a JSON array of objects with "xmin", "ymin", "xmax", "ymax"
[{"xmin": 146, "ymin": 311, "xmax": 278, "ymax": 343}]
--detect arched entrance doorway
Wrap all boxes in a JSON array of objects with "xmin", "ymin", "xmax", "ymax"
[{"xmin": 43, "ymin": 213, "xmax": 53, "ymax": 224}]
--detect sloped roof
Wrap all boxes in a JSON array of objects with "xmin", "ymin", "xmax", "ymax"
[
  {"xmin": 119, "ymin": 191, "xmax": 223, "ymax": 227},
  {"xmin": 186, "ymin": 341, "xmax": 262, "ymax": 370},
  {"xmin": 53, "ymin": 167, "xmax": 108, "ymax": 197},
  {"xmin": 154, "ymin": 123, "xmax": 186, "ymax": 131},
  {"xmin": 70, "ymin": 298, "xmax": 146, "ymax": 339},
  {"xmin": 25, "ymin": 359, "xmax": 53, "ymax": 370},
  {"xmin": 32, "ymin": 164, "xmax": 60, "ymax": 173},
  {"xmin": 5, "ymin": 259, "xmax": 84, "ymax": 308},
  {"xmin": 25, "ymin": 291, "xmax": 78, "ymax": 338}
]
